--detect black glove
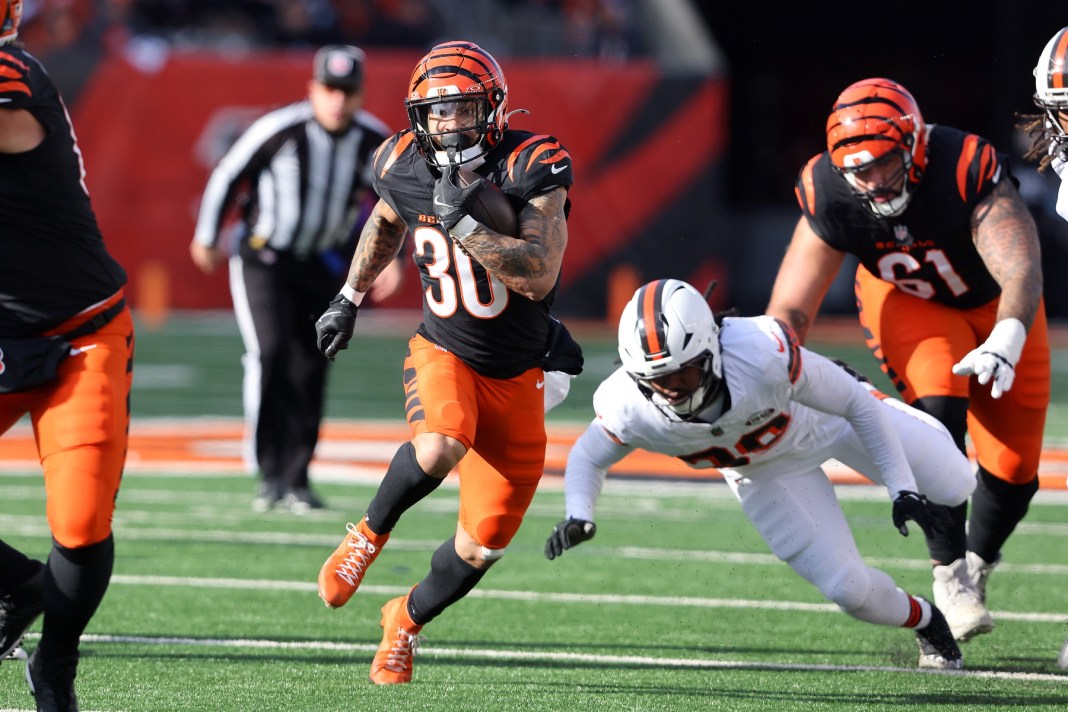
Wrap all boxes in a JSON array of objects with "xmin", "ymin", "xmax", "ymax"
[
  {"xmin": 544, "ymin": 518, "xmax": 596, "ymax": 560},
  {"xmin": 315, "ymin": 294, "xmax": 358, "ymax": 361},
  {"xmin": 432, "ymin": 164, "xmax": 485, "ymax": 233},
  {"xmin": 891, "ymin": 490, "xmax": 952, "ymax": 538}
]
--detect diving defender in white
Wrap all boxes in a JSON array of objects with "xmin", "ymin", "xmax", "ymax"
[{"xmin": 545, "ymin": 279, "xmax": 975, "ymax": 669}]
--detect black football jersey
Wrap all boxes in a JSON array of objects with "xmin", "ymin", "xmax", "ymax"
[
  {"xmin": 796, "ymin": 125, "xmax": 1005, "ymax": 309},
  {"xmin": 371, "ymin": 129, "xmax": 573, "ymax": 378},
  {"xmin": 0, "ymin": 47, "xmax": 126, "ymax": 337}
]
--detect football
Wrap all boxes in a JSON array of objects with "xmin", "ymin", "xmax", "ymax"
[{"xmin": 456, "ymin": 168, "xmax": 519, "ymax": 237}]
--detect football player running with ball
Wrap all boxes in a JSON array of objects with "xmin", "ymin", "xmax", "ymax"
[
  {"xmin": 766, "ymin": 78, "xmax": 1049, "ymax": 644},
  {"xmin": 313, "ymin": 41, "xmax": 581, "ymax": 684},
  {"xmin": 1017, "ymin": 26, "xmax": 1068, "ymax": 670},
  {"xmin": 546, "ymin": 279, "xmax": 973, "ymax": 670}
]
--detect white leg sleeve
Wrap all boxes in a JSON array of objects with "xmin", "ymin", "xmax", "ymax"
[
  {"xmin": 831, "ymin": 397, "xmax": 976, "ymax": 506},
  {"xmin": 735, "ymin": 468, "xmax": 910, "ymax": 626}
]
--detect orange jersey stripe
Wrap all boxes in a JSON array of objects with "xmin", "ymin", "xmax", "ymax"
[
  {"xmin": 0, "ymin": 79, "xmax": 30, "ymax": 96},
  {"xmin": 378, "ymin": 133, "xmax": 415, "ymax": 179},
  {"xmin": 0, "ymin": 51, "xmax": 30, "ymax": 71},
  {"xmin": 506, "ymin": 135, "xmax": 548, "ymax": 181},
  {"xmin": 797, "ymin": 156, "xmax": 819, "ymax": 215},
  {"xmin": 956, "ymin": 135, "xmax": 979, "ymax": 201}
]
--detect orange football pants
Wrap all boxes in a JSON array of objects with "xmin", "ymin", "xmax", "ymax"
[
  {"xmin": 855, "ymin": 266, "xmax": 1049, "ymax": 484},
  {"xmin": 0, "ymin": 300, "xmax": 134, "ymax": 548},
  {"xmin": 403, "ymin": 334, "xmax": 546, "ymax": 550}
]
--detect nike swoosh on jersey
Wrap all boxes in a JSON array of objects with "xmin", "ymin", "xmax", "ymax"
[
  {"xmin": 550, "ymin": 163, "xmax": 568, "ymax": 174},
  {"xmin": 536, "ymin": 379, "xmax": 545, "ymax": 389},
  {"xmin": 69, "ymin": 344, "xmax": 98, "ymax": 356}
]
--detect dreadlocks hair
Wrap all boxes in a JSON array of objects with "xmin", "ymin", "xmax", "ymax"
[{"xmin": 1016, "ymin": 111, "xmax": 1058, "ymax": 173}]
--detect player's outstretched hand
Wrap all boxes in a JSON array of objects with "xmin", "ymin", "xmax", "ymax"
[
  {"xmin": 315, "ymin": 294, "xmax": 358, "ymax": 361},
  {"xmin": 432, "ymin": 164, "xmax": 485, "ymax": 234},
  {"xmin": 892, "ymin": 490, "xmax": 952, "ymax": 539},
  {"xmin": 545, "ymin": 518, "xmax": 596, "ymax": 560},
  {"xmin": 951, "ymin": 318, "xmax": 1026, "ymax": 399}
]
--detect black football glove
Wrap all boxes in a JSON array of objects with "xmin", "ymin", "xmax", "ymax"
[
  {"xmin": 315, "ymin": 293, "xmax": 358, "ymax": 361},
  {"xmin": 432, "ymin": 164, "xmax": 485, "ymax": 236},
  {"xmin": 544, "ymin": 518, "xmax": 597, "ymax": 560},
  {"xmin": 891, "ymin": 490, "xmax": 953, "ymax": 539}
]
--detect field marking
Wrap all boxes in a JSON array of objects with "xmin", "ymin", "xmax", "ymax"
[
  {"xmin": 100, "ymin": 574, "xmax": 1068, "ymax": 624},
  {"xmin": 12, "ymin": 630, "xmax": 1067, "ymax": 683},
  {"xmin": 1, "ymin": 417, "xmax": 1066, "ymax": 489}
]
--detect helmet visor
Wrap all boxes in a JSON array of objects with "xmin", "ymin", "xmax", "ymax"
[{"xmin": 409, "ymin": 96, "xmax": 488, "ymax": 154}]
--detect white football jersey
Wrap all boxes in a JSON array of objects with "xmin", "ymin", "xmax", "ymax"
[
  {"xmin": 599, "ymin": 316, "xmax": 821, "ymax": 466},
  {"xmin": 593, "ymin": 316, "xmax": 913, "ymax": 485}
]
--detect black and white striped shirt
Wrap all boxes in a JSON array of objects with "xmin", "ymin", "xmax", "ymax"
[{"xmin": 194, "ymin": 101, "xmax": 390, "ymax": 260}]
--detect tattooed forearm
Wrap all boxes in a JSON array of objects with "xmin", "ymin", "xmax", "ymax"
[
  {"xmin": 971, "ymin": 180, "xmax": 1043, "ymax": 328},
  {"xmin": 460, "ymin": 187, "xmax": 568, "ymax": 300},
  {"xmin": 348, "ymin": 203, "xmax": 407, "ymax": 292}
]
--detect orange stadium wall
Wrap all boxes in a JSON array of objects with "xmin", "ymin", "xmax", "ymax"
[{"xmin": 70, "ymin": 49, "xmax": 727, "ymax": 319}]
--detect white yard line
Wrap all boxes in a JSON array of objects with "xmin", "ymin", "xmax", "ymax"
[
  {"xmin": 94, "ymin": 574, "xmax": 1068, "ymax": 624},
  {"xmin": 12, "ymin": 626, "xmax": 1068, "ymax": 683}
]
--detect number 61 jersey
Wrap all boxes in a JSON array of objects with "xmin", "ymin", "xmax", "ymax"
[
  {"xmin": 797, "ymin": 124, "xmax": 1006, "ymax": 309},
  {"xmin": 370, "ymin": 128, "xmax": 573, "ymax": 379},
  {"xmin": 593, "ymin": 316, "xmax": 855, "ymax": 472}
]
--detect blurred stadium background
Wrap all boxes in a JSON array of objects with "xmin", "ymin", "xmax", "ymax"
[{"xmin": 18, "ymin": 0, "xmax": 1066, "ymax": 323}]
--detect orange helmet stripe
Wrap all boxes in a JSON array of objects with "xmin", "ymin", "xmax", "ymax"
[
  {"xmin": 1054, "ymin": 30, "xmax": 1068, "ymax": 89},
  {"xmin": 636, "ymin": 279, "xmax": 667, "ymax": 361}
]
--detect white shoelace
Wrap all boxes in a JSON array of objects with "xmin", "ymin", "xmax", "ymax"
[
  {"xmin": 335, "ymin": 522, "xmax": 378, "ymax": 587},
  {"xmin": 384, "ymin": 628, "xmax": 423, "ymax": 673}
]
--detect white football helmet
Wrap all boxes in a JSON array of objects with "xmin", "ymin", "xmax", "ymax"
[
  {"xmin": 617, "ymin": 279, "xmax": 723, "ymax": 420},
  {"xmin": 1034, "ymin": 27, "xmax": 1068, "ymax": 160}
]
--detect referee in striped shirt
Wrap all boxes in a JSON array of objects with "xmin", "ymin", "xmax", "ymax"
[{"xmin": 191, "ymin": 45, "xmax": 401, "ymax": 513}]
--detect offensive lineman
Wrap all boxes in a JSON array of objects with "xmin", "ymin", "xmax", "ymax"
[
  {"xmin": 766, "ymin": 78, "xmax": 1049, "ymax": 643},
  {"xmin": 0, "ymin": 2, "xmax": 134, "ymax": 709},
  {"xmin": 546, "ymin": 279, "xmax": 972, "ymax": 670}
]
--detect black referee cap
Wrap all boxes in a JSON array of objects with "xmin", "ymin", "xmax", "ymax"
[{"xmin": 313, "ymin": 45, "xmax": 365, "ymax": 91}]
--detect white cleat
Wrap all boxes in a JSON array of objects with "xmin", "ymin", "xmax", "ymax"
[
  {"xmin": 965, "ymin": 550, "xmax": 1000, "ymax": 603},
  {"xmin": 932, "ymin": 558, "xmax": 994, "ymax": 642}
]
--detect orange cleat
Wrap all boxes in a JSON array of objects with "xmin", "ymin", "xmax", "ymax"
[
  {"xmin": 317, "ymin": 519, "xmax": 389, "ymax": 608},
  {"xmin": 370, "ymin": 591, "xmax": 424, "ymax": 685}
]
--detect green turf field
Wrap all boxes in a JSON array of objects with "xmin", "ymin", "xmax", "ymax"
[
  {"xmin": 1, "ymin": 472, "xmax": 1066, "ymax": 711},
  {"xmin": 129, "ymin": 311, "xmax": 1068, "ymax": 441},
  {"xmin": 3, "ymin": 311, "xmax": 1067, "ymax": 710}
]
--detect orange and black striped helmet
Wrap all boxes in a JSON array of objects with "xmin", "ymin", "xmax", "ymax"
[
  {"xmin": 0, "ymin": 0, "xmax": 21, "ymax": 45},
  {"xmin": 404, "ymin": 41, "xmax": 510, "ymax": 168},
  {"xmin": 1033, "ymin": 27, "xmax": 1068, "ymax": 155},
  {"xmin": 825, "ymin": 78, "xmax": 927, "ymax": 217}
]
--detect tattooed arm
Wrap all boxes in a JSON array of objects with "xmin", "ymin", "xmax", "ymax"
[
  {"xmin": 344, "ymin": 198, "xmax": 409, "ymax": 294},
  {"xmin": 453, "ymin": 186, "xmax": 569, "ymax": 301},
  {"xmin": 971, "ymin": 180, "xmax": 1043, "ymax": 330}
]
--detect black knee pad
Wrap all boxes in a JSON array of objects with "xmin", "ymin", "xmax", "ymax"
[{"xmin": 911, "ymin": 396, "xmax": 968, "ymax": 455}]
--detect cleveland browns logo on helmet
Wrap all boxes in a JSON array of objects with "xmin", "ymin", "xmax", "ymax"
[
  {"xmin": 404, "ymin": 41, "xmax": 513, "ymax": 168},
  {"xmin": 825, "ymin": 78, "xmax": 927, "ymax": 218}
]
